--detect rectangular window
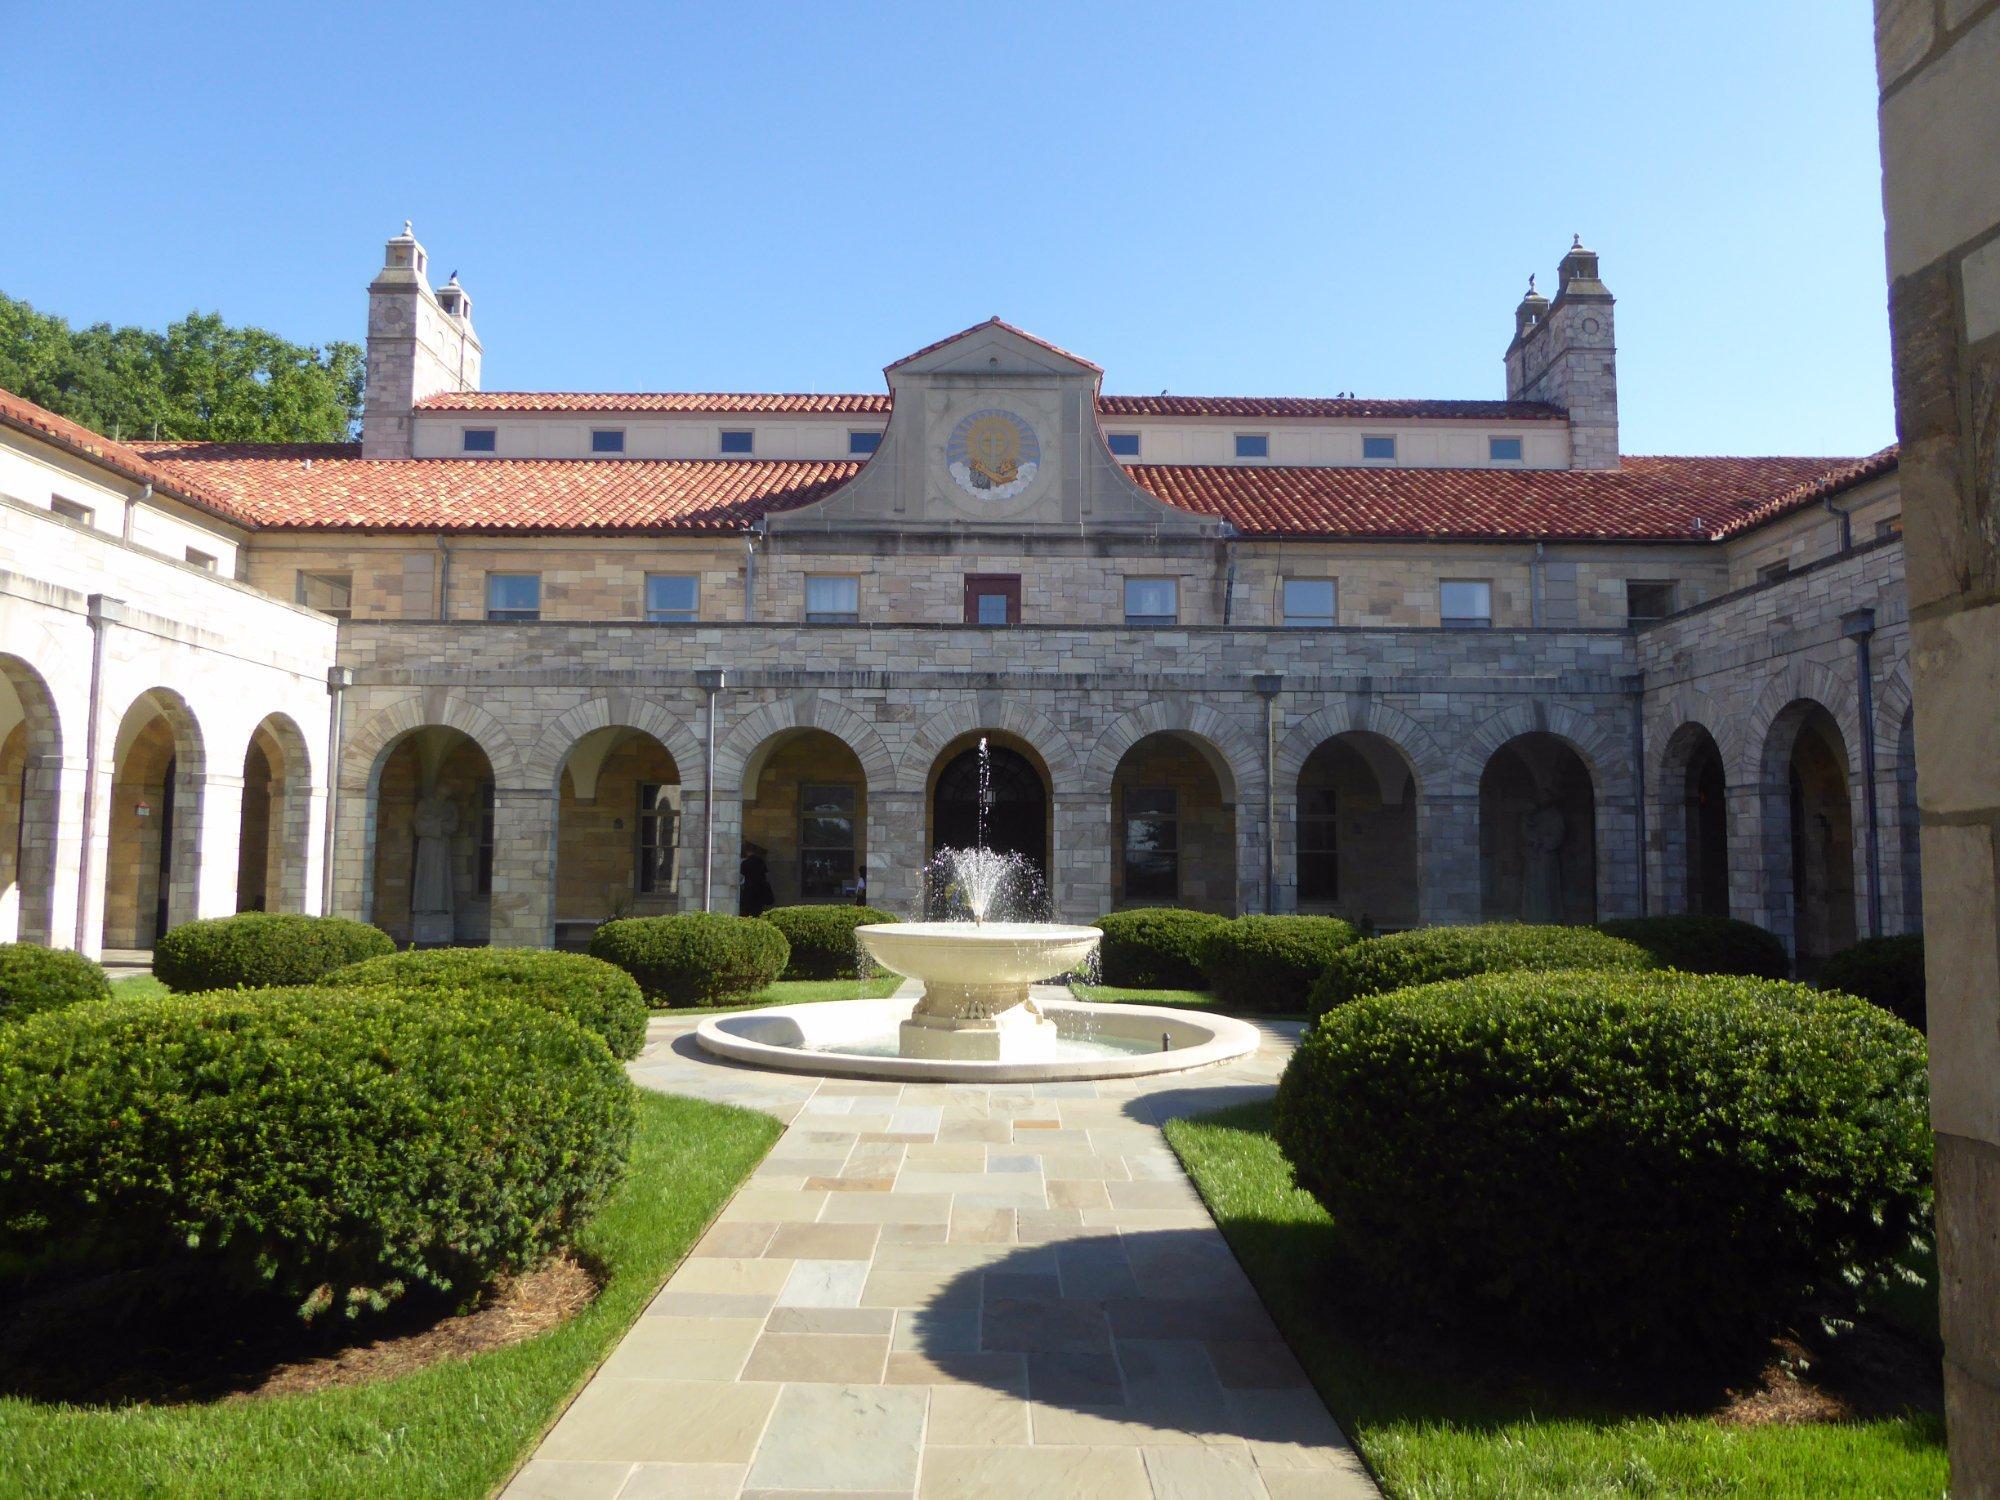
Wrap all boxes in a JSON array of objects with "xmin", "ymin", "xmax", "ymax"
[
  {"xmin": 1234, "ymin": 433, "xmax": 1269, "ymax": 459},
  {"xmin": 1124, "ymin": 576, "xmax": 1178, "ymax": 626},
  {"xmin": 50, "ymin": 496, "xmax": 94, "ymax": 526},
  {"xmin": 462, "ymin": 427, "xmax": 497, "ymax": 453},
  {"xmin": 719, "ymin": 429, "xmax": 754, "ymax": 455},
  {"xmin": 591, "ymin": 428, "xmax": 625, "ymax": 454},
  {"xmin": 799, "ymin": 783, "xmax": 858, "ymax": 899},
  {"xmin": 1282, "ymin": 577, "xmax": 1337, "ymax": 627},
  {"xmin": 1106, "ymin": 432, "xmax": 1141, "ymax": 457},
  {"xmin": 1625, "ymin": 579, "xmax": 1677, "ymax": 624},
  {"xmin": 848, "ymin": 430, "xmax": 881, "ymax": 456},
  {"xmin": 1875, "ymin": 516, "xmax": 1902, "ymax": 540},
  {"xmin": 964, "ymin": 574, "xmax": 1021, "ymax": 626},
  {"xmin": 1756, "ymin": 560, "xmax": 1793, "ymax": 585},
  {"xmin": 636, "ymin": 782, "xmax": 677, "ymax": 894},
  {"xmin": 1298, "ymin": 785, "xmax": 1338, "ymax": 903},
  {"xmin": 1439, "ymin": 579, "xmax": 1493, "ymax": 628},
  {"xmin": 295, "ymin": 569, "xmax": 354, "ymax": 618},
  {"xmin": 1361, "ymin": 434, "xmax": 1397, "ymax": 461},
  {"xmin": 1122, "ymin": 787, "xmax": 1180, "ymax": 902},
  {"xmin": 185, "ymin": 548, "xmax": 217, "ymax": 572},
  {"xmin": 645, "ymin": 573, "xmax": 698, "ymax": 622},
  {"xmin": 1489, "ymin": 435, "xmax": 1525, "ymax": 462},
  {"xmin": 805, "ymin": 575, "xmax": 860, "ymax": 624},
  {"xmin": 476, "ymin": 780, "xmax": 496, "ymax": 895},
  {"xmin": 485, "ymin": 572, "xmax": 541, "ymax": 621}
]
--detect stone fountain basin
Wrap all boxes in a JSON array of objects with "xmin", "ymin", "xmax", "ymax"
[
  {"xmin": 856, "ymin": 921, "xmax": 1101, "ymax": 988},
  {"xmin": 693, "ymin": 992, "xmax": 1262, "ymax": 1083}
]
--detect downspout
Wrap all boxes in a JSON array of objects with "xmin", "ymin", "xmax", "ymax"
[
  {"xmin": 744, "ymin": 522, "xmax": 762, "ymax": 622},
  {"xmin": 1254, "ymin": 675, "xmax": 1283, "ymax": 914},
  {"xmin": 1843, "ymin": 609, "xmax": 1884, "ymax": 937},
  {"xmin": 1531, "ymin": 542, "xmax": 1546, "ymax": 627},
  {"xmin": 435, "ymin": 535, "xmax": 452, "ymax": 621},
  {"xmin": 1629, "ymin": 674, "xmax": 1649, "ymax": 917},
  {"xmin": 1824, "ymin": 494, "xmax": 1854, "ymax": 553},
  {"xmin": 321, "ymin": 666, "xmax": 351, "ymax": 915},
  {"xmin": 1219, "ymin": 523, "xmax": 1237, "ymax": 625},
  {"xmin": 76, "ymin": 595, "xmax": 123, "ymax": 949},
  {"xmin": 694, "ymin": 669, "xmax": 726, "ymax": 910},
  {"xmin": 124, "ymin": 482, "xmax": 149, "ymax": 543}
]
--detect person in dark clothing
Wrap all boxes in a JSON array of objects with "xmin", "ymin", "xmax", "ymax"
[{"xmin": 739, "ymin": 847, "xmax": 776, "ymax": 917}]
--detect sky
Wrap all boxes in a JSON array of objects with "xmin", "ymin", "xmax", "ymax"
[{"xmin": 1, "ymin": 2, "xmax": 1895, "ymax": 456}]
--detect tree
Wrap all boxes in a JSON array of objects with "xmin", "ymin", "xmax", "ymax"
[{"xmin": 0, "ymin": 292, "xmax": 363, "ymax": 443}]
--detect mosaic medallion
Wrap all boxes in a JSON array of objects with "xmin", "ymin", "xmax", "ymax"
[{"xmin": 945, "ymin": 408, "xmax": 1041, "ymax": 501}]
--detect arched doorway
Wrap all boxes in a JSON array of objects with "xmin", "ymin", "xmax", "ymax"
[
  {"xmin": 1109, "ymin": 731, "xmax": 1237, "ymax": 914},
  {"xmin": 104, "ymin": 688, "xmax": 205, "ymax": 949},
  {"xmin": 1295, "ymin": 731, "xmax": 1419, "ymax": 929},
  {"xmin": 237, "ymin": 714, "xmax": 313, "ymax": 915},
  {"xmin": 740, "ymin": 728, "xmax": 868, "ymax": 911},
  {"xmin": 930, "ymin": 734, "xmax": 1049, "ymax": 877},
  {"xmin": 1660, "ymin": 723, "xmax": 1729, "ymax": 917},
  {"xmin": 1785, "ymin": 706, "xmax": 1858, "ymax": 966},
  {"xmin": 554, "ymin": 726, "xmax": 684, "ymax": 942},
  {"xmin": 1479, "ymin": 731, "xmax": 1597, "ymax": 924},
  {"xmin": 370, "ymin": 726, "xmax": 496, "ymax": 946},
  {"xmin": 0, "ymin": 655, "xmax": 61, "ymax": 945}
]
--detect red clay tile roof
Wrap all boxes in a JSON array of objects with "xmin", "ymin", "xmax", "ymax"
[
  {"xmin": 0, "ymin": 386, "xmax": 255, "ymax": 526},
  {"xmin": 885, "ymin": 316, "xmax": 1104, "ymax": 374},
  {"xmin": 1709, "ymin": 445, "xmax": 1900, "ymax": 539},
  {"xmin": 420, "ymin": 391, "xmax": 895, "ymax": 414},
  {"xmin": 128, "ymin": 439, "xmax": 1889, "ymax": 543},
  {"xmin": 1099, "ymin": 395, "xmax": 1563, "ymax": 421},
  {"xmin": 415, "ymin": 389, "xmax": 1559, "ymax": 421}
]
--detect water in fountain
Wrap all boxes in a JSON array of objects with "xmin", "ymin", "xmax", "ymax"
[{"xmin": 920, "ymin": 846, "xmax": 1050, "ymax": 925}]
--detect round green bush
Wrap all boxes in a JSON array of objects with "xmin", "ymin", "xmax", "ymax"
[
  {"xmin": 1092, "ymin": 908, "xmax": 1229, "ymax": 989},
  {"xmin": 1198, "ymin": 915, "xmax": 1357, "ymax": 1014},
  {"xmin": 152, "ymin": 912, "xmax": 394, "ymax": 992},
  {"xmin": 1819, "ymin": 933, "xmax": 1926, "ymax": 1031},
  {"xmin": 1596, "ymin": 914, "xmax": 1789, "ymax": 979},
  {"xmin": 761, "ymin": 905, "xmax": 894, "ymax": 980},
  {"xmin": 1275, "ymin": 970, "xmax": 1931, "ymax": 1365},
  {"xmin": 322, "ymin": 947, "xmax": 648, "ymax": 1059},
  {"xmin": 0, "ymin": 987, "xmax": 633, "ymax": 1321},
  {"xmin": 588, "ymin": 912, "xmax": 789, "ymax": 1007},
  {"xmin": 0, "ymin": 943, "xmax": 111, "ymax": 1023},
  {"xmin": 1307, "ymin": 922, "xmax": 1653, "ymax": 1020}
]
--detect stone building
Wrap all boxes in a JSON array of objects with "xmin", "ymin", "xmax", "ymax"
[{"xmin": 0, "ymin": 225, "xmax": 1913, "ymax": 967}]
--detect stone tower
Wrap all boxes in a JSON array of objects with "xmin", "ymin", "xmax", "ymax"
[
  {"xmin": 360, "ymin": 222, "xmax": 481, "ymax": 459},
  {"xmin": 1506, "ymin": 237, "xmax": 1620, "ymax": 470}
]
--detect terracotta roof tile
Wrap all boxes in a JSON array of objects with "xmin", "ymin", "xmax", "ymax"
[
  {"xmin": 1709, "ymin": 445, "xmax": 1900, "ymax": 538},
  {"xmin": 415, "ymin": 389, "xmax": 1560, "ymax": 421},
  {"xmin": 1100, "ymin": 395, "xmax": 1563, "ymax": 421},
  {"xmin": 0, "ymin": 385, "xmax": 255, "ymax": 526},
  {"xmin": 418, "ymin": 391, "xmax": 894, "ymax": 414},
  {"xmin": 884, "ymin": 316, "xmax": 1104, "ymax": 374}
]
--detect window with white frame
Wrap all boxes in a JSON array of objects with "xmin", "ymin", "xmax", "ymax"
[
  {"xmin": 1124, "ymin": 577, "xmax": 1178, "ymax": 626},
  {"xmin": 485, "ymin": 572, "xmax": 541, "ymax": 621},
  {"xmin": 805, "ymin": 575, "xmax": 860, "ymax": 623},
  {"xmin": 1488, "ymin": 435, "xmax": 1525, "ymax": 462},
  {"xmin": 1439, "ymin": 579, "xmax": 1492, "ymax": 628},
  {"xmin": 645, "ymin": 573, "xmax": 698, "ymax": 622},
  {"xmin": 1234, "ymin": 433, "xmax": 1269, "ymax": 459},
  {"xmin": 1282, "ymin": 578, "xmax": 1337, "ymax": 627},
  {"xmin": 1361, "ymin": 434, "xmax": 1397, "ymax": 461}
]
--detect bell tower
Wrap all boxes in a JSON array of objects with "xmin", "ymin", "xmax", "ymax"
[
  {"xmin": 1505, "ymin": 236, "xmax": 1620, "ymax": 470},
  {"xmin": 361, "ymin": 222, "xmax": 482, "ymax": 458}
]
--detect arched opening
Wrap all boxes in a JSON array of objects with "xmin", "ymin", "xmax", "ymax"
[
  {"xmin": 0, "ymin": 656, "xmax": 62, "ymax": 944},
  {"xmin": 104, "ymin": 689, "xmax": 204, "ymax": 950},
  {"xmin": 928, "ymin": 732, "xmax": 1050, "ymax": 879},
  {"xmin": 237, "ymin": 714, "xmax": 312, "ymax": 915},
  {"xmin": 1784, "ymin": 705, "xmax": 1858, "ymax": 967},
  {"xmin": 370, "ymin": 726, "xmax": 496, "ymax": 946},
  {"xmin": 1896, "ymin": 709, "xmax": 1921, "ymax": 931},
  {"xmin": 741, "ymin": 728, "xmax": 868, "ymax": 913},
  {"xmin": 554, "ymin": 726, "xmax": 683, "ymax": 946},
  {"xmin": 1109, "ymin": 731, "xmax": 1238, "ymax": 914},
  {"xmin": 1479, "ymin": 731, "xmax": 1597, "ymax": 924},
  {"xmin": 1295, "ymin": 731, "xmax": 1419, "ymax": 929},
  {"xmin": 1660, "ymin": 723, "xmax": 1730, "ymax": 917}
]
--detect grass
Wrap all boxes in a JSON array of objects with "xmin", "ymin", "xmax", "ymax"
[
  {"xmin": 1071, "ymin": 983, "xmax": 1306, "ymax": 1022},
  {"xmin": 0, "ymin": 1087, "xmax": 781, "ymax": 1499},
  {"xmin": 1164, "ymin": 1100, "xmax": 1947, "ymax": 1500},
  {"xmin": 651, "ymin": 974, "xmax": 902, "ymax": 1017},
  {"xmin": 108, "ymin": 973, "xmax": 166, "ymax": 1000}
]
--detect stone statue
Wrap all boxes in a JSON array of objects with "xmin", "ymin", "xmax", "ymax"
[
  {"xmin": 1520, "ymin": 798, "xmax": 1567, "ymax": 922},
  {"xmin": 411, "ymin": 791, "xmax": 459, "ymax": 944}
]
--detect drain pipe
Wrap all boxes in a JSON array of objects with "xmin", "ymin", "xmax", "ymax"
[
  {"xmin": 1824, "ymin": 494, "xmax": 1854, "ymax": 554},
  {"xmin": 694, "ymin": 668, "xmax": 726, "ymax": 910},
  {"xmin": 1531, "ymin": 542, "xmax": 1546, "ymax": 628},
  {"xmin": 1628, "ymin": 674, "xmax": 1649, "ymax": 917},
  {"xmin": 435, "ymin": 535, "xmax": 452, "ymax": 621},
  {"xmin": 1219, "ymin": 523, "xmax": 1237, "ymax": 625},
  {"xmin": 321, "ymin": 666, "xmax": 351, "ymax": 915},
  {"xmin": 76, "ymin": 595, "xmax": 124, "ymax": 950},
  {"xmin": 743, "ymin": 523, "xmax": 762, "ymax": 621},
  {"xmin": 1253, "ymin": 674, "xmax": 1283, "ymax": 914},
  {"xmin": 1843, "ymin": 609, "xmax": 1884, "ymax": 937},
  {"xmin": 124, "ymin": 482, "xmax": 150, "ymax": 543}
]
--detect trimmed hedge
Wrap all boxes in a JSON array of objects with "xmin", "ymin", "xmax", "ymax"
[
  {"xmin": 323, "ymin": 947, "xmax": 648, "ymax": 1059},
  {"xmin": 1198, "ymin": 915, "xmax": 1357, "ymax": 1014},
  {"xmin": 0, "ymin": 987, "xmax": 633, "ymax": 1321},
  {"xmin": 1275, "ymin": 970, "xmax": 1932, "ymax": 1365},
  {"xmin": 761, "ymin": 905, "xmax": 894, "ymax": 980},
  {"xmin": 1307, "ymin": 922, "xmax": 1653, "ymax": 1020},
  {"xmin": 588, "ymin": 912, "xmax": 789, "ymax": 1007},
  {"xmin": 1597, "ymin": 914, "xmax": 1790, "ymax": 979},
  {"xmin": 1093, "ymin": 908, "xmax": 1229, "ymax": 989},
  {"xmin": 153, "ymin": 913, "xmax": 394, "ymax": 992},
  {"xmin": 0, "ymin": 943, "xmax": 111, "ymax": 1023},
  {"xmin": 1820, "ymin": 933, "xmax": 1927, "ymax": 1031}
]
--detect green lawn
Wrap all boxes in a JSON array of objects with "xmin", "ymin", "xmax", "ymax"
[
  {"xmin": 1071, "ymin": 983, "xmax": 1305, "ymax": 1022},
  {"xmin": 652, "ymin": 974, "xmax": 902, "ymax": 1017},
  {"xmin": 108, "ymin": 973, "xmax": 166, "ymax": 1000},
  {"xmin": 0, "ymin": 1088, "xmax": 781, "ymax": 1499},
  {"xmin": 1164, "ymin": 1100, "xmax": 1947, "ymax": 1500}
]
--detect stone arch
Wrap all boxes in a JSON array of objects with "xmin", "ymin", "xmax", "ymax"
[
  {"xmin": 342, "ymin": 692, "xmax": 523, "ymax": 793},
  {"xmin": 526, "ymin": 696, "xmax": 706, "ymax": 794},
  {"xmin": 1086, "ymin": 701, "xmax": 1262, "ymax": 802},
  {"xmin": 238, "ymin": 711, "xmax": 315, "ymax": 915},
  {"xmin": 1757, "ymin": 697, "xmax": 1861, "ymax": 965},
  {"xmin": 715, "ymin": 692, "xmax": 893, "ymax": 798},
  {"xmin": 1453, "ymin": 701, "xmax": 1617, "ymax": 799},
  {"xmin": 0, "ymin": 653, "xmax": 64, "ymax": 944},
  {"xmin": 103, "ymin": 686, "xmax": 207, "ymax": 948},
  {"xmin": 1737, "ymin": 660, "xmax": 1860, "ymax": 789},
  {"xmin": 1874, "ymin": 656, "xmax": 1915, "ymax": 774},
  {"xmin": 1655, "ymin": 719, "xmax": 1731, "ymax": 917},
  {"xmin": 897, "ymin": 696, "xmax": 1082, "ymax": 797},
  {"xmin": 1277, "ymin": 698, "xmax": 1447, "ymax": 795}
]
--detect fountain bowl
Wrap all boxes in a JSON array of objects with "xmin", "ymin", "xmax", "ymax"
[{"xmin": 856, "ymin": 919, "xmax": 1102, "ymax": 1061}]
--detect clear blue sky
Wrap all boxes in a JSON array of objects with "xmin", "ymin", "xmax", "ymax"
[{"xmin": 2, "ymin": 2, "xmax": 1893, "ymax": 456}]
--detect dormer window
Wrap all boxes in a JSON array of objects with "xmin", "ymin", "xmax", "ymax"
[
  {"xmin": 462, "ymin": 428, "xmax": 497, "ymax": 453},
  {"xmin": 719, "ymin": 430, "xmax": 754, "ymax": 456},
  {"xmin": 591, "ymin": 429, "xmax": 625, "ymax": 454},
  {"xmin": 1107, "ymin": 432, "xmax": 1141, "ymax": 458},
  {"xmin": 1362, "ymin": 435, "xmax": 1397, "ymax": 461},
  {"xmin": 1489, "ymin": 435, "xmax": 1524, "ymax": 462},
  {"xmin": 1234, "ymin": 434, "xmax": 1269, "ymax": 459}
]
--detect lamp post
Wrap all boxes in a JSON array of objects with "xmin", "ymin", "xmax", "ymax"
[
  {"xmin": 1253, "ymin": 674, "xmax": 1283, "ymax": 914},
  {"xmin": 694, "ymin": 668, "xmax": 726, "ymax": 911}
]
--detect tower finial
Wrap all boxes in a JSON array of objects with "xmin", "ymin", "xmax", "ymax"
[
  {"xmin": 1527, "ymin": 273, "xmax": 1537, "ymax": 295},
  {"xmin": 403, "ymin": 219, "xmax": 414, "ymax": 236},
  {"xmin": 1571, "ymin": 232, "xmax": 1583, "ymax": 249}
]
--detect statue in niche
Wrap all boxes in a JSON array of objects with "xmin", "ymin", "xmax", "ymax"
[
  {"xmin": 411, "ymin": 790, "xmax": 459, "ymax": 944},
  {"xmin": 1520, "ymin": 796, "xmax": 1567, "ymax": 923}
]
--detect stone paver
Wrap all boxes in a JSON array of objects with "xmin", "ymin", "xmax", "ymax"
[{"xmin": 508, "ymin": 1005, "xmax": 1378, "ymax": 1499}]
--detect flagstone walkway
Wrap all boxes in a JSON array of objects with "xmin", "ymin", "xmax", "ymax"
[{"xmin": 505, "ymin": 996, "xmax": 1376, "ymax": 1500}]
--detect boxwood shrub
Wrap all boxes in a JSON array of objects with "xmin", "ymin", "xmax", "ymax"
[
  {"xmin": 1819, "ymin": 933, "xmax": 1927, "ymax": 1031},
  {"xmin": 1275, "ymin": 969, "xmax": 1932, "ymax": 1366},
  {"xmin": 0, "ymin": 987, "xmax": 633, "ymax": 1321},
  {"xmin": 1093, "ymin": 908, "xmax": 1229, "ymax": 989},
  {"xmin": 322, "ymin": 947, "xmax": 648, "ymax": 1059},
  {"xmin": 152, "ymin": 912, "xmax": 394, "ymax": 992},
  {"xmin": 0, "ymin": 943, "xmax": 111, "ymax": 1023},
  {"xmin": 1597, "ymin": 914, "xmax": 1790, "ymax": 979},
  {"xmin": 761, "ymin": 905, "xmax": 894, "ymax": 980},
  {"xmin": 1307, "ymin": 922, "xmax": 1653, "ymax": 1020},
  {"xmin": 588, "ymin": 912, "xmax": 789, "ymax": 1007},
  {"xmin": 1198, "ymin": 915, "xmax": 1357, "ymax": 1014}
]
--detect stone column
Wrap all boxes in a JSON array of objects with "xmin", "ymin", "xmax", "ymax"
[
  {"xmin": 1875, "ymin": 6, "xmax": 2000, "ymax": 1484},
  {"xmin": 1267, "ymin": 788, "xmax": 1299, "ymax": 915},
  {"xmin": 295, "ymin": 784, "xmax": 330, "ymax": 917},
  {"xmin": 866, "ymin": 789, "xmax": 924, "ymax": 916},
  {"xmin": 1052, "ymin": 792, "xmax": 1111, "ymax": 923},
  {"xmin": 678, "ymin": 790, "xmax": 743, "ymax": 915},
  {"xmin": 1729, "ymin": 781, "xmax": 1786, "ymax": 952},
  {"xmin": 74, "ymin": 755, "xmax": 113, "ymax": 958},
  {"xmin": 1595, "ymin": 789, "xmax": 1642, "ymax": 921},
  {"xmin": 330, "ymin": 770, "xmax": 374, "ymax": 925},
  {"xmin": 489, "ymin": 785, "xmax": 555, "ymax": 947},
  {"xmin": 180, "ymin": 768, "xmax": 230, "ymax": 926},
  {"xmin": 15, "ymin": 750, "xmax": 68, "ymax": 946},
  {"xmin": 1417, "ymin": 792, "xmax": 1480, "ymax": 925}
]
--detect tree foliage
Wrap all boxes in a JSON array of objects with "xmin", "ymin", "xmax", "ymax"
[{"xmin": 0, "ymin": 292, "xmax": 363, "ymax": 442}]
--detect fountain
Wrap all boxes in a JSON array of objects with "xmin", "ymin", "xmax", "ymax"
[{"xmin": 694, "ymin": 739, "xmax": 1260, "ymax": 1082}]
